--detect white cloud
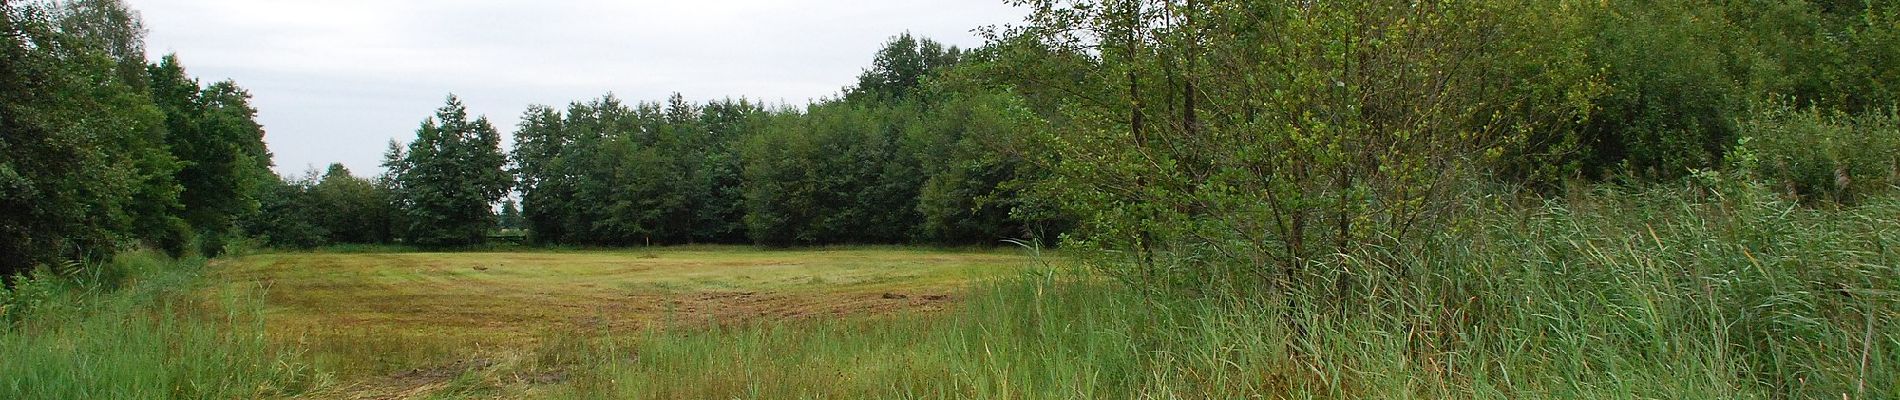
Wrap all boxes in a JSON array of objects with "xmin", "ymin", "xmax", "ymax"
[{"xmin": 126, "ymin": 0, "xmax": 1024, "ymax": 174}]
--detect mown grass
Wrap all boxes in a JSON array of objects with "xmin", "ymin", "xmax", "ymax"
[{"xmin": 212, "ymin": 247, "xmax": 1035, "ymax": 396}]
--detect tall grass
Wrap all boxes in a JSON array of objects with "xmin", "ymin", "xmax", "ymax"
[
  {"xmin": 0, "ymin": 252, "xmax": 318, "ymax": 399},
  {"xmin": 552, "ymin": 182, "xmax": 1897, "ymax": 399}
]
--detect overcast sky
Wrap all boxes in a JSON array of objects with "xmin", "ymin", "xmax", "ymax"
[{"xmin": 125, "ymin": 0, "xmax": 1026, "ymax": 175}]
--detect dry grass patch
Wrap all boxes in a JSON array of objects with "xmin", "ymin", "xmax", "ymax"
[{"xmin": 210, "ymin": 246, "xmax": 1032, "ymax": 397}]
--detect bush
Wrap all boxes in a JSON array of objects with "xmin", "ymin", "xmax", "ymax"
[
  {"xmin": 0, "ymin": 251, "xmax": 171, "ymax": 327},
  {"xmin": 1739, "ymin": 105, "xmax": 1900, "ymax": 204}
]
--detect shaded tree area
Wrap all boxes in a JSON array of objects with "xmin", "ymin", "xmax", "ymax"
[
  {"xmin": 148, "ymin": 56, "xmax": 274, "ymax": 256},
  {"xmin": 510, "ymin": 33, "xmax": 1067, "ymax": 247},
  {"xmin": 242, "ymin": 164, "xmax": 395, "ymax": 249},
  {"xmin": 741, "ymin": 101, "xmax": 920, "ymax": 245},
  {"xmin": 2, "ymin": 0, "xmax": 270, "ymax": 275},
  {"xmin": 1484, "ymin": 0, "xmax": 1900, "ymax": 186},
  {"xmin": 512, "ymin": 95, "xmax": 759, "ymax": 246}
]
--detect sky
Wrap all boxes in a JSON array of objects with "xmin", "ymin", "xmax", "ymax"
[{"xmin": 125, "ymin": 0, "xmax": 1027, "ymax": 176}]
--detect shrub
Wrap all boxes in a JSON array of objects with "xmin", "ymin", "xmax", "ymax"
[{"xmin": 1739, "ymin": 105, "xmax": 1900, "ymax": 204}]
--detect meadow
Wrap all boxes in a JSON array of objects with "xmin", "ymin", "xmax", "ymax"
[
  {"xmin": 7, "ymin": 0, "xmax": 1899, "ymax": 398},
  {"xmin": 6, "ymin": 184, "xmax": 1893, "ymax": 399},
  {"xmin": 214, "ymin": 247, "xmax": 1039, "ymax": 398}
]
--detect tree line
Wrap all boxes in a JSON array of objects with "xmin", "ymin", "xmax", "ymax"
[
  {"xmin": 250, "ymin": 33, "xmax": 1069, "ymax": 249},
  {"xmin": 3, "ymin": 0, "xmax": 273, "ymax": 275},
  {"xmin": 8, "ymin": 0, "xmax": 1898, "ymax": 280}
]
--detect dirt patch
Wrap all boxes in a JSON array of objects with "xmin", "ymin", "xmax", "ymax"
[
  {"xmin": 329, "ymin": 358, "xmax": 495, "ymax": 400},
  {"xmin": 391, "ymin": 358, "xmax": 493, "ymax": 381},
  {"xmin": 520, "ymin": 370, "xmax": 569, "ymax": 385},
  {"xmin": 882, "ymin": 292, "xmax": 951, "ymax": 301}
]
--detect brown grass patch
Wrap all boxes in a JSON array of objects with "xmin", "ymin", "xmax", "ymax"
[{"xmin": 212, "ymin": 247, "xmax": 1030, "ymax": 398}]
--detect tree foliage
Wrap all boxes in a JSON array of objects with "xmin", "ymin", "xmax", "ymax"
[
  {"xmin": 2, "ymin": 0, "xmax": 273, "ymax": 272},
  {"xmin": 502, "ymin": 34, "xmax": 1064, "ymax": 248},
  {"xmin": 147, "ymin": 55, "xmax": 273, "ymax": 255},
  {"xmin": 964, "ymin": 0, "xmax": 1900, "ymax": 295},
  {"xmin": 850, "ymin": 33, "xmax": 962, "ymax": 101},
  {"xmin": 9, "ymin": 0, "xmax": 1896, "ymax": 288},
  {"xmin": 386, "ymin": 96, "xmax": 512, "ymax": 247},
  {"xmin": 741, "ymin": 102, "xmax": 918, "ymax": 245},
  {"xmin": 984, "ymin": 0, "xmax": 1543, "ymax": 286},
  {"xmin": 496, "ymin": 199, "xmax": 523, "ymax": 231},
  {"xmin": 736, "ymin": 35, "xmax": 1062, "ymax": 246},
  {"xmin": 312, "ymin": 164, "xmax": 394, "ymax": 244},
  {"xmin": 3, "ymin": 1, "xmax": 175, "ymax": 273},
  {"xmin": 242, "ymin": 171, "xmax": 327, "ymax": 249},
  {"xmin": 513, "ymin": 95, "xmax": 763, "ymax": 246}
]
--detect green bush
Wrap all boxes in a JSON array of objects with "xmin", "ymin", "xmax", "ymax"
[{"xmin": 1740, "ymin": 105, "xmax": 1900, "ymax": 203}]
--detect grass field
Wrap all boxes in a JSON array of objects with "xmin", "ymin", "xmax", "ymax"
[
  {"xmin": 211, "ymin": 247, "xmax": 1039, "ymax": 398},
  {"xmin": 8, "ymin": 187, "xmax": 1894, "ymax": 399}
]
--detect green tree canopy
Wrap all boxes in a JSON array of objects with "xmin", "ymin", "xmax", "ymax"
[
  {"xmin": 1, "ymin": 0, "xmax": 177, "ymax": 273},
  {"xmin": 388, "ymin": 96, "xmax": 512, "ymax": 247},
  {"xmin": 148, "ymin": 55, "xmax": 273, "ymax": 255}
]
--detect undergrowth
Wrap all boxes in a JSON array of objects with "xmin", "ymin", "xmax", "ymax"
[
  {"xmin": 0, "ymin": 251, "xmax": 319, "ymax": 398},
  {"xmin": 549, "ymin": 182, "xmax": 1896, "ymax": 399}
]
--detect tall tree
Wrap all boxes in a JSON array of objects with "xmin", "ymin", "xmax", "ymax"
[
  {"xmin": 687, "ymin": 98, "xmax": 760, "ymax": 243},
  {"xmin": 1, "ymin": 0, "xmax": 177, "ymax": 273},
  {"xmin": 510, "ymin": 105, "xmax": 574, "ymax": 244},
  {"xmin": 388, "ymin": 96, "xmax": 512, "ymax": 247},
  {"xmin": 851, "ymin": 33, "xmax": 960, "ymax": 101},
  {"xmin": 512, "ymin": 95, "xmax": 763, "ymax": 246},
  {"xmin": 910, "ymin": 90, "xmax": 1061, "ymax": 245},
  {"xmin": 51, "ymin": 0, "xmax": 147, "ymax": 90},
  {"xmin": 148, "ymin": 55, "xmax": 272, "ymax": 255}
]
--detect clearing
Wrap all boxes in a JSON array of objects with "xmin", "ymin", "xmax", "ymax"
[{"xmin": 211, "ymin": 246, "xmax": 1035, "ymax": 398}]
